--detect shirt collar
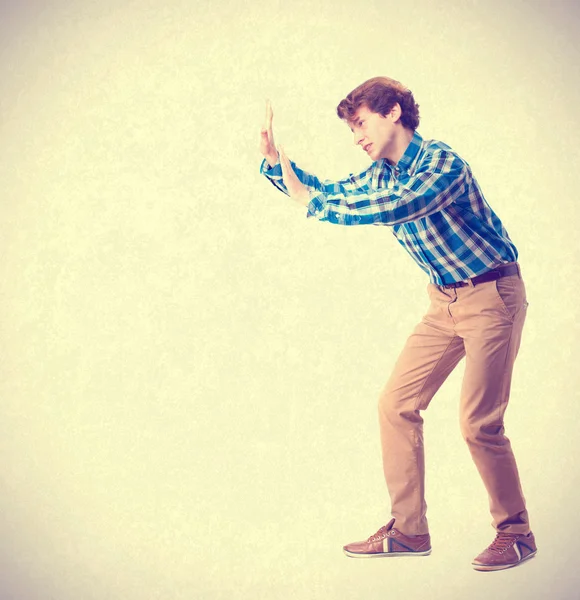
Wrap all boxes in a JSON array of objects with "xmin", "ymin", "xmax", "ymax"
[{"xmin": 396, "ymin": 130, "xmax": 423, "ymax": 173}]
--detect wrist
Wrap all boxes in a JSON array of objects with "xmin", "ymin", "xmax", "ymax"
[{"xmin": 266, "ymin": 152, "xmax": 279, "ymax": 168}]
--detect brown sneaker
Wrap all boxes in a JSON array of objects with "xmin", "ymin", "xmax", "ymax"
[
  {"xmin": 472, "ymin": 531, "xmax": 537, "ymax": 571},
  {"xmin": 343, "ymin": 519, "xmax": 431, "ymax": 558}
]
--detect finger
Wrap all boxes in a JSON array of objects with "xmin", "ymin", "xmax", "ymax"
[
  {"xmin": 279, "ymin": 147, "xmax": 295, "ymax": 184},
  {"xmin": 278, "ymin": 145, "xmax": 288, "ymax": 174},
  {"xmin": 266, "ymin": 99, "xmax": 273, "ymax": 129},
  {"xmin": 278, "ymin": 144, "xmax": 288, "ymax": 167},
  {"xmin": 265, "ymin": 100, "xmax": 273, "ymax": 138},
  {"xmin": 264, "ymin": 99, "xmax": 272, "ymax": 131}
]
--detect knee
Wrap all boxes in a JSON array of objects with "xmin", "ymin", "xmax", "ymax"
[
  {"xmin": 378, "ymin": 388, "xmax": 421, "ymax": 427},
  {"xmin": 378, "ymin": 385, "xmax": 397, "ymax": 421},
  {"xmin": 460, "ymin": 418, "xmax": 506, "ymax": 447}
]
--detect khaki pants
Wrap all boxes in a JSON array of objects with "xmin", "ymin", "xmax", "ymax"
[{"xmin": 378, "ymin": 264, "xmax": 530, "ymax": 536}]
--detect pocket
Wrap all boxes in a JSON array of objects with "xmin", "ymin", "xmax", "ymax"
[{"xmin": 494, "ymin": 276, "xmax": 525, "ymax": 322}]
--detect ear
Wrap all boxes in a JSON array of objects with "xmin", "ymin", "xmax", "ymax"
[{"xmin": 389, "ymin": 103, "xmax": 402, "ymax": 123}]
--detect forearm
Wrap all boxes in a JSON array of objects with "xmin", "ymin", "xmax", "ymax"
[
  {"xmin": 306, "ymin": 153, "xmax": 467, "ymax": 226},
  {"xmin": 307, "ymin": 183, "xmax": 458, "ymax": 226},
  {"xmin": 261, "ymin": 156, "xmax": 370, "ymax": 195},
  {"xmin": 261, "ymin": 158, "xmax": 327, "ymax": 195}
]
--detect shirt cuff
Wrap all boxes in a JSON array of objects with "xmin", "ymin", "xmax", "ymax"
[
  {"xmin": 260, "ymin": 158, "xmax": 282, "ymax": 178},
  {"xmin": 306, "ymin": 191, "xmax": 326, "ymax": 219}
]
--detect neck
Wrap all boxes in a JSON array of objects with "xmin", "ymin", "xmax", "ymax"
[{"xmin": 384, "ymin": 127, "xmax": 415, "ymax": 165}]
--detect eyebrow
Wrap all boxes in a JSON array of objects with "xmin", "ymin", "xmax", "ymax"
[{"xmin": 348, "ymin": 115, "xmax": 363, "ymax": 130}]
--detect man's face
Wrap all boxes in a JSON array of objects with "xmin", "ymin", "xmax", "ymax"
[{"xmin": 348, "ymin": 104, "xmax": 397, "ymax": 161}]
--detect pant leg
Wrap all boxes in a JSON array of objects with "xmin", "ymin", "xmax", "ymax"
[
  {"xmin": 454, "ymin": 273, "xmax": 530, "ymax": 534},
  {"xmin": 378, "ymin": 285, "xmax": 465, "ymax": 535}
]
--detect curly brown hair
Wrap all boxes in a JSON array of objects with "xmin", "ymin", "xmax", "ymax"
[{"xmin": 336, "ymin": 77, "xmax": 420, "ymax": 131}]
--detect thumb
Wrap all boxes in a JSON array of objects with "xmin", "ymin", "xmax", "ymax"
[
  {"xmin": 278, "ymin": 145, "xmax": 287, "ymax": 166},
  {"xmin": 278, "ymin": 145, "xmax": 287, "ymax": 174}
]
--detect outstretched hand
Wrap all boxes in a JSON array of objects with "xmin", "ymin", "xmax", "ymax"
[
  {"xmin": 260, "ymin": 100, "xmax": 310, "ymax": 207},
  {"xmin": 260, "ymin": 100, "xmax": 278, "ymax": 167},
  {"xmin": 279, "ymin": 145, "xmax": 311, "ymax": 207}
]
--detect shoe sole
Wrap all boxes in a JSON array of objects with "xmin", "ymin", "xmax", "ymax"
[
  {"xmin": 472, "ymin": 550, "xmax": 537, "ymax": 571},
  {"xmin": 343, "ymin": 548, "xmax": 432, "ymax": 558}
]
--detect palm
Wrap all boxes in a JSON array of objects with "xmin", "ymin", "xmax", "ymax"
[
  {"xmin": 260, "ymin": 100, "xmax": 277, "ymax": 165},
  {"xmin": 279, "ymin": 145, "xmax": 310, "ymax": 206}
]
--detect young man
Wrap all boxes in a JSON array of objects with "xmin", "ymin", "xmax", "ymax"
[{"xmin": 258, "ymin": 77, "xmax": 536, "ymax": 571}]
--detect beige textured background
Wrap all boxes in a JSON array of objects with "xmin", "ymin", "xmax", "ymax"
[{"xmin": 1, "ymin": 0, "xmax": 579, "ymax": 598}]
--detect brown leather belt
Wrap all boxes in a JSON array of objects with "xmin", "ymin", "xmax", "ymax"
[{"xmin": 441, "ymin": 263, "xmax": 520, "ymax": 289}]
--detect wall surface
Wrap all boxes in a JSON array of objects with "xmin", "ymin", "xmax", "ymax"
[{"xmin": 0, "ymin": 0, "xmax": 579, "ymax": 598}]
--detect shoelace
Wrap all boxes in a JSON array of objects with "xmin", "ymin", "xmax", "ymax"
[
  {"xmin": 368, "ymin": 525, "xmax": 391, "ymax": 542},
  {"xmin": 487, "ymin": 532, "xmax": 518, "ymax": 554}
]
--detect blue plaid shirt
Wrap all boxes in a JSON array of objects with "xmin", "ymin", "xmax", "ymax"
[{"xmin": 260, "ymin": 131, "xmax": 518, "ymax": 285}]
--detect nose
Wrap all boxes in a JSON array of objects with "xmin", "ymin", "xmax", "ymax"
[{"xmin": 354, "ymin": 130, "xmax": 365, "ymax": 146}]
